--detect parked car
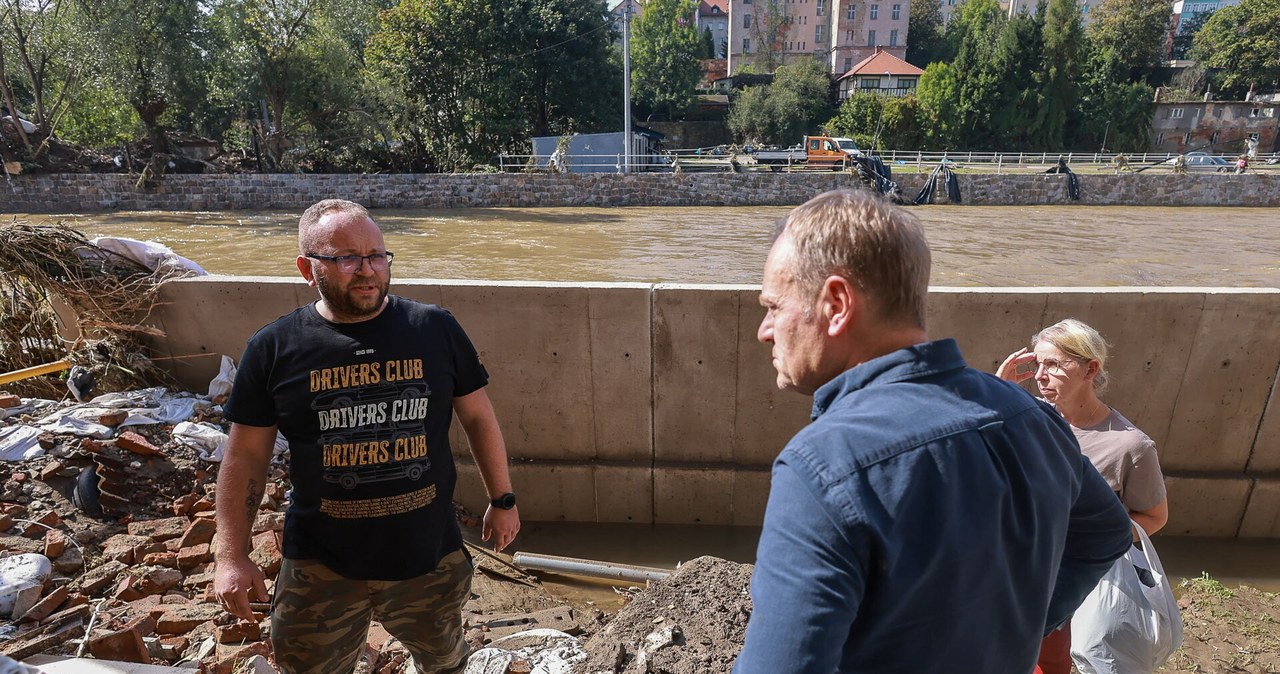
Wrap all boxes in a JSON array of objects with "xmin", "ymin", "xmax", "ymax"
[{"xmin": 1162, "ymin": 152, "xmax": 1231, "ymax": 172}]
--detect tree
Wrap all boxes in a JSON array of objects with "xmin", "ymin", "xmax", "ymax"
[
  {"xmin": 1087, "ymin": 0, "xmax": 1173, "ymax": 74},
  {"xmin": 77, "ymin": 0, "xmax": 210, "ymax": 154},
  {"xmin": 1076, "ymin": 44, "xmax": 1154, "ymax": 151},
  {"xmin": 728, "ymin": 58, "xmax": 831, "ymax": 144},
  {"xmin": 630, "ymin": 0, "xmax": 702, "ymax": 119},
  {"xmin": 702, "ymin": 26, "xmax": 715, "ymax": 58},
  {"xmin": 906, "ymin": 0, "xmax": 947, "ymax": 66},
  {"xmin": 1192, "ymin": 0, "xmax": 1280, "ymax": 98},
  {"xmin": 744, "ymin": 0, "xmax": 788, "ymax": 73},
  {"xmin": 988, "ymin": 7, "xmax": 1043, "ymax": 148},
  {"xmin": 367, "ymin": 0, "xmax": 619, "ymax": 171},
  {"xmin": 915, "ymin": 61, "xmax": 963, "ymax": 148},
  {"xmin": 0, "ymin": 0, "xmax": 90, "ymax": 151},
  {"xmin": 1030, "ymin": 0, "xmax": 1082, "ymax": 150},
  {"xmin": 1170, "ymin": 9, "xmax": 1213, "ymax": 60},
  {"xmin": 945, "ymin": 0, "xmax": 1006, "ymax": 146}
]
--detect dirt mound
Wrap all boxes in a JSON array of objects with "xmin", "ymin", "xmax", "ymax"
[
  {"xmin": 576, "ymin": 556, "xmax": 753, "ymax": 674},
  {"xmin": 1160, "ymin": 575, "xmax": 1280, "ymax": 672}
]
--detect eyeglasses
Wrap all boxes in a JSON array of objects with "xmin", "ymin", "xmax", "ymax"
[
  {"xmin": 305, "ymin": 252, "xmax": 394, "ymax": 273},
  {"xmin": 1035, "ymin": 358, "xmax": 1080, "ymax": 376}
]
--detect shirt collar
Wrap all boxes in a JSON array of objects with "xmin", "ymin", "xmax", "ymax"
[{"xmin": 811, "ymin": 338, "xmax": 969, "ymax": 420}]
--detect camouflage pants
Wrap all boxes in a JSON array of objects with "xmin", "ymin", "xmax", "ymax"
[{"xmin": 271, "ymin": 549, "xmax": 473, "ymax": 674}]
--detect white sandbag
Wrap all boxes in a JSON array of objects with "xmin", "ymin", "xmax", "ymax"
[
  {"xmin": 90, "ymin": 236, "xmax": 208, "ymax": 276},
  {"xmin": 1070, "ymin": 524, "xmax": 1183, "ymax": 674}
]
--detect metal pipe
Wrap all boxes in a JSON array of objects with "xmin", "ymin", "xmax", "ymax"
[
  {"xmin": 0, "ymin": 358, "xmax": 69, "ymax": 386},
  {"xmin": 512, "ymin": 552, "xmax": 671, "ymax": 583}
]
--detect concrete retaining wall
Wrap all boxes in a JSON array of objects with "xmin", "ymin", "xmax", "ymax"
[
  {"xmin": 145, "ymin": 279, "xmax": 1280, "ymax": 538},
  {"xmin": 5, "ymin": 172, "xmax": 1280, "ymax": 211}
]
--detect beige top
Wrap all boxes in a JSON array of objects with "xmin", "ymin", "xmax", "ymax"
[{"xmin": 1072, "ymin": 407, "xmax": 1167, "ymax": 513}]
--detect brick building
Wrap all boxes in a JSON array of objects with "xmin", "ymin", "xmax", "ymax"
[
  {"xmin": 726, "ymin": 0, "xmax": 910, "ymax": 76},
  {"xmin": 1151, "ymin": 101, "xmax": 1280, "ymax": 154}
]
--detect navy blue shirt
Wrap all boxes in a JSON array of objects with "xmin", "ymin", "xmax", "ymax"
[{"xmin": 735, "ymin": 339, "xmax": 1131, "ymax": 674}]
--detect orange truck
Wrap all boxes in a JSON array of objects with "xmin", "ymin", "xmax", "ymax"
[{"xmin": 750, "ymin": 135, "xmax": 863, "ymax": 167}]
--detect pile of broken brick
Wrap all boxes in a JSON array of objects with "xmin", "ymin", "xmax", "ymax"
[{"xmin": 0, "ymin": 387, "xmax": 589, "ymax": 674}]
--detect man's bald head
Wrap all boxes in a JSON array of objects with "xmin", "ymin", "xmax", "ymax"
[{"xmin": 298, "ymin": 199, "xmax": 373, "ymax": 254}]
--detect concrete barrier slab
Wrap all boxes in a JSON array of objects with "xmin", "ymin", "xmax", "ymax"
[
  {"xmin": 653, "ymin": 285, "xmax": 744, "ymax": 464},
  {"xmin": 1166, "ymin": 292, "xmax": 1280, "ymax": 472},
  {"xmin": 1240, "ymin": 479, "xmax": 1280, "ymax": 538},
  {"xmin": 654, "ymin": 468, "xmax": 737, "ymax": 525},
  {"xmin": 1165, "ymin": 476, "xmax": 1252, "ymax": 537},
  {"xmin": 733, "ymin": 289, "xmax": 809, "ymax": 467},
  {"xmin": 1250, "ymin": 375, "xmax": 1280, "ymax": 473}
]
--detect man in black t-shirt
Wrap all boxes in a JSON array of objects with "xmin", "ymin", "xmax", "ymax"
[{"xmin": 213, "ymin": 199, "xmax": 519, "ymax": 674}]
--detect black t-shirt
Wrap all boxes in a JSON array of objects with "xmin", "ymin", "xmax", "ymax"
[{"xmin": 224, "ymin": 295, "xmax": 489, "ymax": 580}]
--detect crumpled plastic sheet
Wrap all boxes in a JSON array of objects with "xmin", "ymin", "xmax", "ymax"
[
  {"xmin": 173, "ymin": 421, "xmax": 289, "ymax": 463},
  {"xmin": 0, "ymin": 398, "xmax": 58, "ymax": 422},
  {"xmin": 0, "ymin": 425, "xmax": 45, "ymax": 462},
  {"xmin": 464, "ymin": 629, "xmax": 585, "ymax": 674},
  {"xmin": 34, "ymin": 388, "xmax": 210, "ymax": 432}
]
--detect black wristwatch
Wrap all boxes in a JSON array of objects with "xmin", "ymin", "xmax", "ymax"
[{"xmin": 490, "ymin": 492, "xmax": 517, "ymax": 510}]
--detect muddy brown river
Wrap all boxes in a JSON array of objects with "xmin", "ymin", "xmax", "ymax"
[{"xmin": 14, "ymin": 205, "xmax": 1280, "ymax": 286}]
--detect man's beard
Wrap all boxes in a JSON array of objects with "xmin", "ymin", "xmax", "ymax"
[{"xmin": 316, "ymin": 273, "xmax": 389, "ymax": 319}]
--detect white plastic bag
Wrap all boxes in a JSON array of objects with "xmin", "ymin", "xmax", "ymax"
[
  {"xmin": 209, "ymin": 355, "xmax": 237, "ymax": 402},
  {"xmin": 1070, "ymin": 524, "xmax": 1183, "ymax": 674}
]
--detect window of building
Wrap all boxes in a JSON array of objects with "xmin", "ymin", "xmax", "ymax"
[
  {"xmin": 889, "ymin": 29, "xmax": 898, "ymax": 45},
  {"xmin": 870, "ymin": 4, "xmax": 879, "ymax": 18},
  {"xmin": 1156, "ymin": 132, "xmax": 1165, "ymax": 145},
  {"xmin": 1211, "ymin": 131, "xmax": 1219, "ymax": 144},
  {"xmin": 861, "ymin": 78, "xmax": 881, "ymax": 88},
  {"xmin": 847, "ymin": 4, "xmax": 856, "ymax": 20},
  {"xmin": 1250, "ymin": 108, "xmax": 1262, "ymax": 117},
  {"xmin": 892, "ymin": 3, "xmax": 901, "ymax": 19},
  {"xmin": 816, "ymin": 26, "xmax": 824, "ymax": 42},
  {"xmin": 744, "ymin": 13, "xmax": 751, "ymax": 27},
  {"xmin": 844, "ymin": 57, "xmax": 853, "ymax": 71},
  {"xmin": 1183, "ymin": 132, "xmax": 1192, "ymax": 144},
  {"xmin": 868, "ymin": 28, "xmax": 876, "ymax": 44},
  {"xmin": 1169, "ymin": 108, "xmax": 1184, "ymax": 119},
  {"xmin": 898, "ymin": 77, "xmax": 917, "ymax": 89},
  {"xmin": 743, "ymin": 37, "xmax": 751, "ymax": 52},
  {"xmin": 1213, "ymin": 107, "xmax": 1224, "ymax": 118},
  {"xmin": 817, "ymin": 0, "xmax": 825, "ymax": 15}
]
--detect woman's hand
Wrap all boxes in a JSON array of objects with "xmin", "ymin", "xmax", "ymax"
[{"xmin": 997, "ymin": 347, "xmax": 1038, "ymax": 383}]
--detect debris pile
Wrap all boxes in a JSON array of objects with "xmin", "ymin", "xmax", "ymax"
[
  {"xmin": 0, "ymin": 385, "xmax": 600, "ymax": 673},
  {"xmin": 575, "ymin": 556, "xmax": 754, "ymax": 674}
]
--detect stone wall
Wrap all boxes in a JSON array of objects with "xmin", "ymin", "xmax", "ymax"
[
  {"xmin": 145, "ymin": 279, "xmax": 1280, "ymax": 538},
  {"xmin": 4, "ymin": 171, "xmax": 1279, "ymax": 212}
]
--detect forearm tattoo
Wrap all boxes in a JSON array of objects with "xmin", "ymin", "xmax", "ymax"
[{"xmin": 245, "ymin": 478, "xmax": 263, "ymax": 527}]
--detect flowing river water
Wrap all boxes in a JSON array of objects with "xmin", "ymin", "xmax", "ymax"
[
  {"xmin": 14, "ymin": 204, "xmax": 1280, "ymax": 602},
  {"xmin": 14, "ymin": 205, "xmax": 1280, "ymax": 286}
]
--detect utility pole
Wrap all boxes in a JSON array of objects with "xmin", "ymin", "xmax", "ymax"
[{"xmin": 623, "ymin": 0, "xmax": 633, "ymax": 174}]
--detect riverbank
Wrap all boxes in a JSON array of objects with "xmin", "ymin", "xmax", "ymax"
[{"xmin": 5, "ymin": 171, "xmax": 1280, "ymax": 212}]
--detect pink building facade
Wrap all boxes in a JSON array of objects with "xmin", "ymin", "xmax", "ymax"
[{"xmin": 726, "ymin": 0, "xmax": 910, "ymax": 76}]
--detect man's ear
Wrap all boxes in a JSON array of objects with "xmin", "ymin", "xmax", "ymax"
[
  {"xmin": 296, "ymin": 256, "xmax": 318, "ymax": 287},
  {"xmin": 822, "ymin": 275, "xmax": 857, "ymax": 337}
]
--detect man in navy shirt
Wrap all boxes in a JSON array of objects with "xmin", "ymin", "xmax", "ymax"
[{"xmin": 735, "ymin": 189, "xmax": 1132, "ymax": 673}]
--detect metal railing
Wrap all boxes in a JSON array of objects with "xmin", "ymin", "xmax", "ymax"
[{"xmin": 497, "ymin": 150, "xmax": 1280, "ymax": 174}]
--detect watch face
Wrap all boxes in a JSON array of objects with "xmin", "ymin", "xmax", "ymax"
[{"xmin": 493, "ymin": 493, "xmax": 516, "ymax": 509}]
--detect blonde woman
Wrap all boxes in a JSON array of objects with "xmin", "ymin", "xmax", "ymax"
[{"xmin": 999, "ymin": 318, "xmax": 1169, "ymax": 674}]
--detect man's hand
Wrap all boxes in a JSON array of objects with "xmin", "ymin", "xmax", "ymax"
[
  {"xmin": 483, "ymin": 506, "xmax": 520, "ymax": 553},
  {"xmin": 997, "ymin": 347, "xmax": 1038, "ymax": 383},
  {"xmin": 214, "ymin": 556, "xmax": 269, "ymax": 622}
]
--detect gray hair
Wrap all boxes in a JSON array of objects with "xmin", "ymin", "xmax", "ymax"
[
  {"xmin": 777, "ymin": 189, "xmax": 931, "ymax": 328},
  {"xmin": 298, "ymin": 199, "xmax": 372, "ymax": 254}
]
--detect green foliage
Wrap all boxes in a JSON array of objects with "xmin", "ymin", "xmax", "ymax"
[
  {"xmin": 0, "ymin": 0, "xmax": 89, "ymax": 133},
  {"xmin": 824, "ymin": 93, "xmax": 923, "ymax": 150},
  {"xmin": 946, "ymin": 0, "xmax": 1006, "ymax": 147},
  {"xmin": 1077, "ymin": 46, "xmax": 1154, "ymax": 151},
  {"xmin": 915, "ymin": 62, "xmax": 963, "ymax": 148},
  {"xmin": 367, "ymin": 0, "xmax": 619, "ymax": 172},
  {"xmin": 727, "ymin": 58, "xmax": 831, "ymax": 145},
  {"xmin": 744, "ymin": 0, "xmax": 788, "ymax": 73},
  {"xmin": 630, "ymin": 0, "xmax": 702, "ymax": 119},
  {"xmin": 55, "ymin": 75, "xmax": 140, "ymax": 149},
  {"xmin": 906, "ymin": 0, "xmax": 947, "ymax": 66},
  {"xmin": 1031, "ymin": 0, "xmax": 1082, "ymax": 150},
  {"xmin": 702, "ymin": 26, "xmax": 716, "ymax": 59},
  {"xmin": 1087, "ymin": 0, "xmax": 1174, "ymax": 74},
  {"xmin": 989, "ymin": 8, "xmax": 1044, "ymax": 148},
  {"xmin": 1191, "ymin": 0, "xmax": 1280, "ymax": 97}
]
